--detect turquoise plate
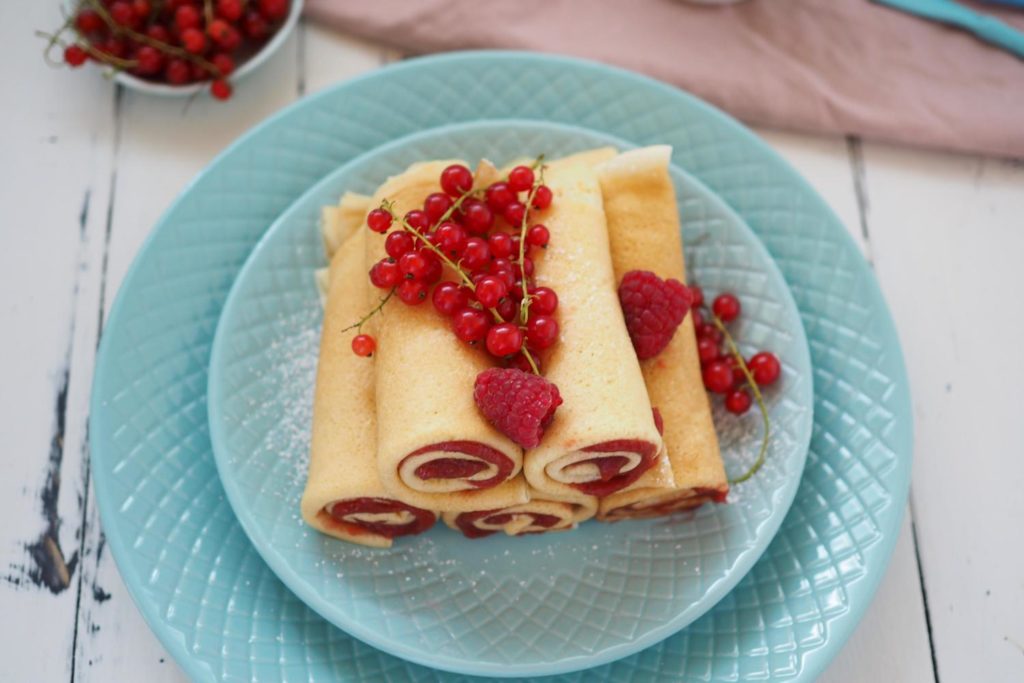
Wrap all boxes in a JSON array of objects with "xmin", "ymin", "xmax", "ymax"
[
  {"xmin": 90, "ymin": 51, "xmax": 912, "ymax": 682},
  {"xmin": 207, "ymin": 121, "xmax": 814, "ymax": 678}
]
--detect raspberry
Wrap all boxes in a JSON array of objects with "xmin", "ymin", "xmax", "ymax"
[
  {"xmin": 618, "ymin": 270, "xmax": 692, "ymax": 360},
  {"xmin": 473, "ymin": 368, "xmax": 562, "ymax": 448}
]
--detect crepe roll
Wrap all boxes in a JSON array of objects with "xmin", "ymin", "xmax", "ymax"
[
  {"xmin": 368, "ymin": 161, "xmax": 528, "ymax": 512},
  {"xmin": 595, "ymin": 146, "xmax": 728, "ymax": 521},
  {"xmin": 443, "ymin": 487, "xmax": 596, "ymax": 538},
  {"xmin": 523, "ymin": 159, "xmax": 665, "ymax": 498},
  {"xmin": 301, "ymin": 230, "xmax": 437, "ymax": 548},
  {"xmin": 322, "ymin": 191, "xmax": 372, "ymax": 260}
]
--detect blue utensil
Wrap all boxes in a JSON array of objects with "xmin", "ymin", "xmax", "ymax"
[{"xmin": 874, "ymin": 0, "xmax": 1024, "ymax": 59}]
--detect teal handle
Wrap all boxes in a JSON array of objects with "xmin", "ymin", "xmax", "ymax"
[{"xmin": 874, "ymin": 0, "xmax": 1024, "ymax": 59}]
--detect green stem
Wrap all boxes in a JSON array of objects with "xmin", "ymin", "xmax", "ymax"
[
  {"xmin": 713, "ymin": 314, "xmax": 770, "ymax": 484},
  {"xmin": 340, "ymin": 287, "xmax": 395, "ymax": 334},
  {"xmin": 517, "ymin": 171, "xmax": 544, "ymax": 325}
]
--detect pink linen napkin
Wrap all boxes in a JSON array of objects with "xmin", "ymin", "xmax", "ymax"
[{"xmin": 305, "ymin": 0, "xmax": 1024, "ymax": 158}]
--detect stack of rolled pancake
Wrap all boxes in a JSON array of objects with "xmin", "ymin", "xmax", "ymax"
[{"xmin": 301, "ymin": 147, "xmax": 727, "ymax": 547}]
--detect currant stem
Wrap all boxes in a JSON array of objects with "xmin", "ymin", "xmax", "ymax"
[
  {"xmin": 713, "ymin": 314, "xmax": 770, "ymax": 484},
  {"xmin": 82, "ymin": 0, "xmax": 222, "ymax": 77},
  {"xmin": 340, "ymin": 287, "xmax": 395, "ymax": 334},
  {"xmin": 520, "ymin": 347, "xmax": 540, "ymax": 375},
  {"xmin": 518, "ymin": 163, "xmax": 545, "ymax": 324}
]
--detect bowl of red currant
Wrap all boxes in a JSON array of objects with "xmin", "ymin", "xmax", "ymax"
[{"xmin": 45, "ymin": 0, "xmax": 301, "ymax": 101}]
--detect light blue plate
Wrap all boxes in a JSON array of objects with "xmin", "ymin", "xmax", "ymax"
[
  {"xmin": 90, "ymin": 52, "xmax": 912, "ymax": 682},
  {"xmin": 207, "ymin": 120, "xmax": 814, "ymax": 678}
]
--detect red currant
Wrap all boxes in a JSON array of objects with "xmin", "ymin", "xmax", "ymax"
[
  {"xmin": 211, "ymin": 53, "xmax": 235, "ymax": 77},
  {"xmin": 531, "ymin": 185, "xmax": 553, "ymax": 210},
  {"xmin": 474, "ymin": 276, "xmax": 507, "ymax": 308},
  {"xmin": 210, "ymin": 79, "xmax": 233, "ymax": 100},
  {"xmin": 242, "ymin": 10, "xmax": 269, "ymax": 40},
  {"xmin": 697, "ymin": 336, "xmax": 720, "ymax": 364},
  {"xmin": 461, "ymin": 199, "xmax": 494, "ymax": 235},
  {"xmin": 64, "ymin": 45, "xmax": 88, "ymax": 68},
  {"xmin": 712, "ymin": 293, "xmax": 741, "ymax": 323},
  {"xmin": 132, "ymin": 0, "xmax": 151, "ymax": 19},
  {"xmin": 146, "ymin": 25, "xmax": 171, "ymax": 43},
  {"xmin": 517, "ymin": 257, "xmax": 534, "ymax": 278},
  {"xmin": 725, "ymin": 388, "xmax": 752, "ymax": 415},
  {"xmin": 486, "ymin": 323, "xmax": 523, "ymax": 357},
  {"xmin": 208, "ymin": 20, "xmax": 242, "ymax": 51},
  {"xmin": 507, "ymin": 165, "xmax": 535, "ymax": 192},
  {"xmin": 180, "ymin": 28, "xmax": 206, "ymax": 54},
  {"xmin": 398, "ymin": 250, "xmax": 430, "ymax": 280},
  {"xmin": 99, "ymin": 38, "xmax": 127, "ymax": 59},
  {"xmin": 133, "ymin": 46, "xmax": 163, "ymax": 75},
  {"xmin": 452, "ymin": 308, "xmax": 490, "ymax": 344},
  {"xmin": 688, "ymin": 285, "xmax": 704, "ymax": 308},
  {"xmin": 258, "ymin": 0, "xmax": 289, "ymax": 21},
  {"xmin": 697, "ymin": 323, "xmax": 722, "ymax": 343},
  {"xmin": 432, "ymin": 282, "xmax": 469, "ymax": 316},
  {"xmin": 496, "ymin": 297, "xmax": 517, "ymax": 322},
  {"xmin": 369, "ymin": 258, "xmax": 399, "ymax": 288},
  {"xmin": 528, "ymin": 287, "xmax": 558, "ymax": 315},
  {"xmin": 75, "ymin": 10, "xmax": 104, "ymax": 33},
  {"xmin": 509, "ymin": 234, "xmax": 523, "ymax": 256},
  {"xmin": 494, "ymin": 268, "xmax": 515, "ymax": 289},
  {"xmin": 503, "ymin": 202, "xmax": 526, "ymax": 227},
  {"xmin": 748, "ymin": 352, "xmax": 781, "ymax": 385},
  {"xmin": 397, "ymin": 279, "xmax": 428, "ymax": 305},
  {"xmin": 432, "ymin": 222, "xmax": 464, "ymax": 257},
  {"xmin": 488, "ymin": 232, "xmax": 513, "ymax": 259},
  {"xmin": 422, "ymin": 255, "xmax": 443, "ymax": 284},
  {"xmin": 460, "ymin": 237, "xmax": 490, "ymax": 271},
  {"xmin": 366, "ymin": 208, "xmax": 392, "ymax": 234},
  {"xmin": 404, "ymin": 210, "xmax": 430, "ymax": 233},
  {"xmin": 702, "ymin": 361, "xmax": 734, "ymax": 394},
  {"xmin": 723, "ymin": 354, "xmax": 746, "ymax": 388},
  {"xmin": 384, "ymin": 231, "xmax": 414, "ymax": 259},
  {"xmin": 485, "ymin": 182, "xmax": 516, "ymax": 212},
  {"xmin": 526, "ymin": 315, "xmax": 559, "ymax": 349},
  {"xmin": 175, "ymin": 4, "xmax": 201, "ymax": 30},
  {"xmin": 526, "ymin": 224, "xmax": 550, "ymax": 248},
  {"xmin": 440, "ymin": 164, "xmax": 473, "ymax": 197},
  {"xmin": 165, "ymin": 58, "xmax": 191, "ymax": 85},
  {"xmin": 423, "ymin": 192, "xmax": 453, "ymax": 223},
  {"xmin": 216, "ymin": 0, "xmax": 244, "ymax": 21},
  {"xmin": 110, "ymin": 1, "xmax": 138, "ymax": 27},
  {"xmin": 351, "ymin": 334, "xmax": 375, "ymax": 357}
]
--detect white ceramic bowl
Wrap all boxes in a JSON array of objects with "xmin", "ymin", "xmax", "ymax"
[{"xmin": 66, "ymin": 0, "xmax": 302, "ymax": 97}]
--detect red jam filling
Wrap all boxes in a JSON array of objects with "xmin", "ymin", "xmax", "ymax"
[
  {"xmin": 454, "ymin": 509, "xmax": 563, "ymax": 539},
  {"xmin": 415, "ymin": 459, "xmax": 489, "ymax": 480},
  {"xmin": 404, "ymin": 440, "xmax": 514, "ymax": 489},
  {"xmin": 570, "ymin": 439, "xmax": 659, "ymax": 497},
  {"xmin": 617, "ymin": 487, "xmax": 730, "ymax": 518},
  {"xmin": 325, "ymin": 497, "xmax": 436, "ymax": 539}
]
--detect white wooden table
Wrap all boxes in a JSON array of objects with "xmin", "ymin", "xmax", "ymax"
[{"xmin": 3, "ymin": 4, "xmax": 1023, "ymax": 681}]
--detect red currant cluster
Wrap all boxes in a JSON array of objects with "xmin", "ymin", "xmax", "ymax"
[
  {"xmin": 46, "ymin": 0, "xmax": 290, "ymax": 100},
  {"xmin": 352, "ymin": 161, "xmax": 557, "ymax": 374},
  {"xmin": 688, "ymin": 288, "xmax": 781, "ymax": 415}
]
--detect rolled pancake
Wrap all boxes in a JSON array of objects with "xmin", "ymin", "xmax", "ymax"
[
  {"xmin": 596, "ymin": 146, "xmax": 728, "ymax": 521},
  {"xmin": 523, "ymin": 158, "xmax": 666, "ymax": 498},
  {"xmin": 443, "ymin": 487, "xmax": 597, "ymax": 538},
  {"xmin": 368, "ymin": 161, "xmax": 528, "ymax": 512},
  {"xmin": 322, "ymin": 191, "xmax": 371, "ymax": 260},
  {"xmin": 301, "ymin": 230, "xmax": 437, "ymax": 548}
]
